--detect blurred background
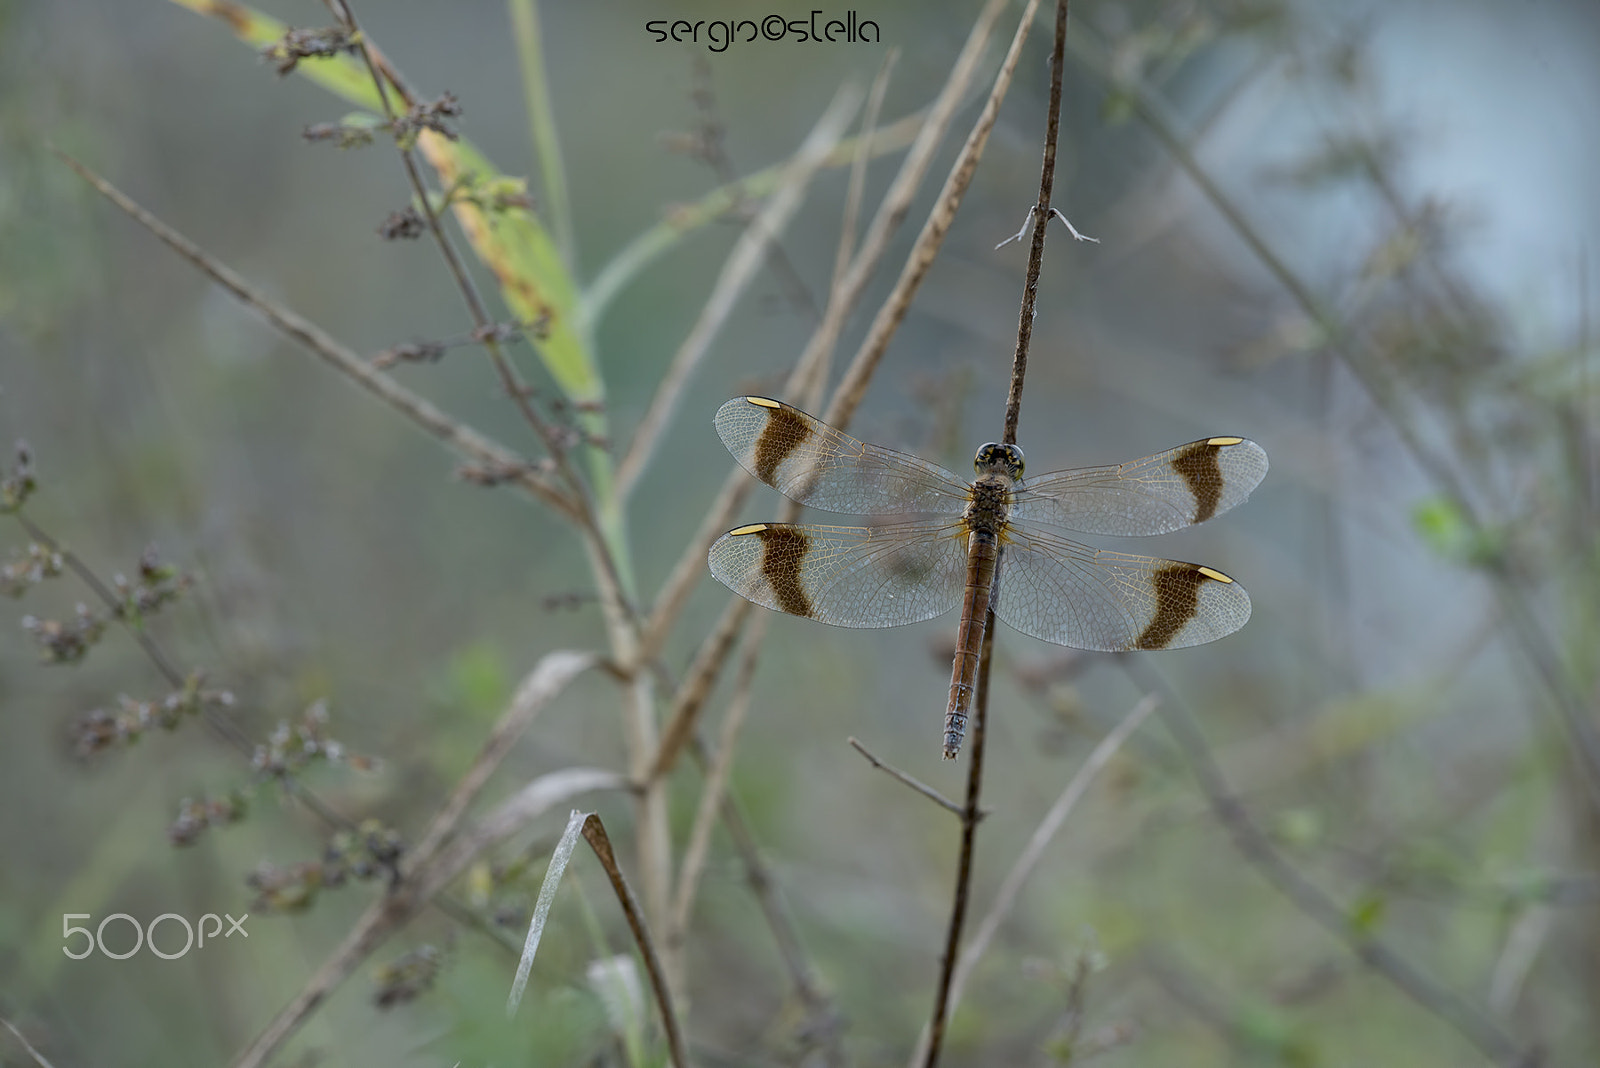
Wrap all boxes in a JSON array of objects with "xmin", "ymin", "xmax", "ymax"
[{"xmin": 2, "ymin": 0, "xmax": 1598, "ymax": 1064}]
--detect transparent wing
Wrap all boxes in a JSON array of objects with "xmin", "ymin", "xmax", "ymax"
[
  {"xmin": 994, "ymin": 522, "xmax": 1252, "ymax": 651},
  {"xmin": 715, "ymin": 396, "xmax": 971, "ymax": 516},
  {"xmin": 1010, "ymin": 437, "xmax": 1268, "ymax": 536},
  {"xmin": 707, "ymin": 518, "xmax": 969, "ymax": 628}
]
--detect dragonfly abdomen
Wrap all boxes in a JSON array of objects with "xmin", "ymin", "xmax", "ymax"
[{"xmin": 946, "ymin": 528, "xmax": 1001, "ymax": 759}]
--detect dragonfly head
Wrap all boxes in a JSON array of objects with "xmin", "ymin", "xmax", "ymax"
[{"xmin": 973, "ymin": 442, "xmax": 1025, "ymax": 480}]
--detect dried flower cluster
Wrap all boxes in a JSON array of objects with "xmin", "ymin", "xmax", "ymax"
[
  {"xmin": 168, "ymin": 792, "xmax": 249, "ymax": 847},
  {"xmin": 72, "ymin": 672, "xmax": 235, "ymax": 756},
  {"xmin": 0, "ymin": 441, "xmax": 35, "ymax": 513},
  {"xmin": 252, "ymin": 699, "xmax": 376, "ymax": 776},
  {"xmin": 260, "ymin": 26, "xmax": 359, "ymax": 77},
  {"xmin": 247, "ymin": 820, "xmax": 403, "ymax": 912},
  {"xmin": 2, "ymin": 542, "xmax": 64, "ymax": 597},
  {"xmin": 372, "ymin": 945, "xmax": 443, "ymax": 1008}
]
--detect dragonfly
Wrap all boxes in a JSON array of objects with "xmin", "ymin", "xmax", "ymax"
[{"xmin": 707, "ymin": 396, "xmax": 1268, "ymax": 759}]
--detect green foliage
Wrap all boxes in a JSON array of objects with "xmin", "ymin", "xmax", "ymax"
[{"xmin": 1411, "ymin": 495, "xmax": 1504, "ymax": 567}]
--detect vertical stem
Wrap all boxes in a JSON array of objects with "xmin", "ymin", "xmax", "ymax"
[
  {"xmin": 507, "ymin": 0, "xmax": 576, "ymax": 265},
  {"xmin": 1002, "ymin": 0, "xmax": 1071, "ymax": 448},
  {"xmin": 921, "ymin": 605, "xmax": 995, "ymax": 1066}
]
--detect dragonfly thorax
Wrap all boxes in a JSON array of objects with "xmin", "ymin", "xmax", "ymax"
[{"xmin": 963, "ymin": 472, "xmax": 1013, "ymax": 535}]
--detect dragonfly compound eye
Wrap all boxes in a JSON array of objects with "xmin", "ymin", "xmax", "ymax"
[
  {"xmin": 999, "ymin": 444, "xmax": 1025, "ymax": 478},
  {"xmin": 973, "ymin": 443, "xmax": 1000, "ymax": 475}
]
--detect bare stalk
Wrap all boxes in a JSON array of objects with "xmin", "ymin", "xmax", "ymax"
[
  {"xmin": 1000, "ymin": 0, "xmax": 1071, "ymax": 448},
  {"xmin": 921, "ymin": 2, "xmax": 1072, "ymax": 1062},
  {"xmin": 850, "ymin": 738, "xmax": 966, "ymax": 817}
]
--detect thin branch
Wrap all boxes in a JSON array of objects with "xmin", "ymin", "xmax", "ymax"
[
  {"xmin": 920, "ymin": 605, "xmax": 996, "ymax": 1068},
  {"xmin": 230, "ymin": 897, "xmax": 398, "ymax": 1068},
  {"xmin": 921, "ymin": 3, "xmax": 1067, "ymax": 1062},
  {"xmin": 850, "ymin": 737, "xmax": 966, "ymax": 817},
  {"xmin": 330, "ymin": 1, "xmax": 574, "ymax": 459},
  {"xmin": 647, "ymin": 594, "xmax": 752, "ymax": 782},
  {"xmin": 616, "ymin": 83, "xmax": 863, "ymax": 503},
  {"xmin": 51, "ymin": 148, "xmax": 578, "ymax": 521},
  {"xmin": 1001, "ymin": 0, "xmax": 1073, "ymax": 448},
  {"xmin": 663, "ymin": 68, "xmax": 902, "ymax": 1039},
  {"xmin": 580, "ymin": 814, "xmax": 689, "ymax": 1068},
  {"xmin": 692, "ymin": 739, "xmax": 843, "ymax": 1061},
  {"xmin": 1, "ymin": 1014, "xmax": 60, "ymax": 1068},
  {"xmin": 508, "ymin": 0, "xmax": 575, "ymax": 264},
  {"xmin": 14, "ymin": 513, "xmax": 185, "ymax": 687}
]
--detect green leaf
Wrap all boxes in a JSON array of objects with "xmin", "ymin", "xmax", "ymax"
[
  {"xmin": 1412, "ymin": 495, "xmax": 1471, "ymax": 559},
  {"xmin": 1348, "ymin": 890, "xmax": 1388, "ymax": 936},
  {"xmin": 1411, "ymin": 495, "xmax": 1504, "ymax": 568}
]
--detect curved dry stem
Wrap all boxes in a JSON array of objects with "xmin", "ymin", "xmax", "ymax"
[{"xmin": 580, "ymin": 814, "xmax": 690, "ymax": 1068}]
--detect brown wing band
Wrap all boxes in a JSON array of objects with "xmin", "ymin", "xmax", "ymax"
[
  {"xmin": 756, "ymin": 526, "xmax": 813, "ymax": 617},
  {"xmin": 1134, "ymin": 564, "xmax": 1207, "ymax": 649},
  {"xmin": 1172, "ymin": 441, "xmax": 1226, "ymax": 523},
  {"xmin": 751, "ymin": 402, "xmax": 812, "ymax": 486}
]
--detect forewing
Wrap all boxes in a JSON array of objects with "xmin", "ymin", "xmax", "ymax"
[
  {"xmin": 993, "ymin": 523, "xmax": 1252, "ymax": 651},
  {"xmin": 707, "ymin": 518, "xmax": 969, "ymax": 628},
  {"xmin": 715, "ymin": 396, "xmax": 970, "ymax": 515},
  {"xmin": 1010, "ymin": 437, "xmax": 1268, "ymax": 536}
]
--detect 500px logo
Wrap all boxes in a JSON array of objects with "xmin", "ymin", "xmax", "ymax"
[
  {"xmin": 645, "ymin": 11, "xmax": 880, "ymax": 53},
  {"xmin": 62, "ymin": 912, "xmax": 248, "ymax": 960}
]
